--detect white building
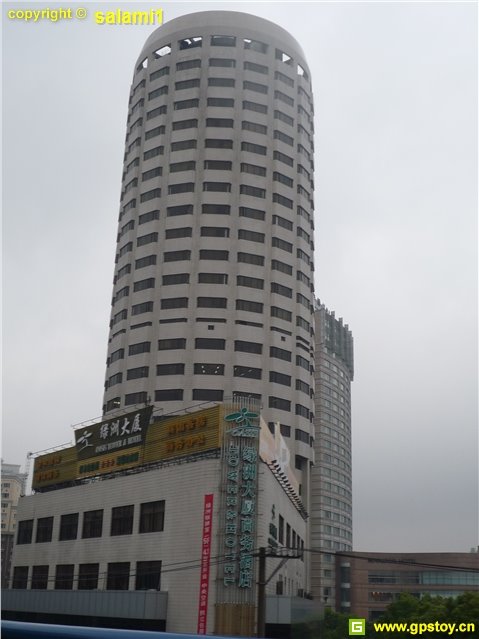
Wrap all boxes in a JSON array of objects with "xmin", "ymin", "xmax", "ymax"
[{"xmin": 1, "ymin": 463, "xmax": 27, "ymax": 587}]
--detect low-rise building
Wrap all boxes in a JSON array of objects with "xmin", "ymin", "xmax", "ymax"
[{"xmin": 1, "ymin": 463, "xmax": 27, "ymax": 587}]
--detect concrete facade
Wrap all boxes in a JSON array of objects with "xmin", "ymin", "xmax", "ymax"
[
  {"xmin": 102, "ymin": 11, "xmax": 316, "ymax": 497},
  {"xmin": 1, "ymin": 463, "xmax": 27, "ymax": 587},
  {"xmin": 310, "ymin": 303, "xmax": 354, "ymax": 610},
  {"xmin": 337, "ymin": 551, "xmax": 479, "ymax": 620}
]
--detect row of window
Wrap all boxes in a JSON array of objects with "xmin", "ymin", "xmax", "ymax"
[
  {"xmin": 17, "ymin": 501, "xmax": 164, "ymax": 545},
  {"xmin": 12, "ymin": 561, "xmax": 161, "ymax": 591}
]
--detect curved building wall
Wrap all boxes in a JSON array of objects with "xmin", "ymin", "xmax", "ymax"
[
  {"xmin": 311, "ymin": 302, "xmax": 354, "ymax": 609},
  {"xmin": 102, "ymin": 12, "xmax": 316, "ymax": 485}
]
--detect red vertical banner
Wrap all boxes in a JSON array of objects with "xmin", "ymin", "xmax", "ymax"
[{"xmin": 197, "ymin": 493, "xmax": 214, "ymax": 634}]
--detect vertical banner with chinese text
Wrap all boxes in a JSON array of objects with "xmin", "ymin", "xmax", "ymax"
[{"xmin": 197, "ymin": 493, "xmax": 214, "ymax": 634}]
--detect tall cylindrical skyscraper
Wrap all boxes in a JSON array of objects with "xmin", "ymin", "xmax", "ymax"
[{"xmin": 103, "ymin": 11, "xmax": 316, "ymax": 486}]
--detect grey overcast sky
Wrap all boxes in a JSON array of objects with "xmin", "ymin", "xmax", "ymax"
[{"xmin": 2, "ymin": 1, "xmax": 478, "ymax": 553}]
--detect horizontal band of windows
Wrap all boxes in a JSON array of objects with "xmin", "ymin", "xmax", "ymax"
[
  {"xmin": 238, "ymin": 252, "xmax": 264, "ymax": 266},
  {"xmin": 144, "ymin": 146, "xmax": 164, "ymax": 160},
  {"xmin": 162, "ymin": 273, "xmax": 189, "ymax": 285},
  {"xmin": 172, "ymin": 119, "xmax": 198, "ymax": 130},
  {"xmin": 272, "ymin": 237, "xmax": 293, "ymax": 253},
  {"xmin": 236, "ymin": 299, "xmax": 263, "ymax": 314},
  {"xmin": 130, "ymin": 321, "xmax": 152, "ymax": 330},
  {"xmin": 240, "ymin": 185, "xmax": 265, "ymax": 199},
  {"xmin": 146, "ymin": 105, "xmax": 167, "ymax": 120},
  {"xmin": 205, "ymin": 139, "xmax": 233, "ymax": 149},
  {"xmin": 164, "ymin": 250, "xmax": 191, "ymax": 261},
  {"xmin": 209, "ymin": 57, "xmax": 236, "ymax": 67},
  {"xmin": 275, "ymin": 109, "xmax": 294, "ymax": 126},
  {"xmin": 243, "ymin": 100, "xmax": 268, "ymax": 114},
  {"xmin": 274, "ymin": 150, "xmax": 294, "ymax": 167},
  {"xmin": 194, "ymin": 363, "xmax": 225, "ymax": 375},
  {"xmin": 271, "ymin": 282, "xmax": 293, "ymax": 298},
  {"xmin": 242, "ymin": 121, "xmax": 267, "ymax": 134},
  {"xmin": 200, "ymin": 249, "xmax": 229, "ymax": 260},
  {"xmin": 196, "ymin": 317, "xmax": 227, "ymax": 323},
  {"xmin": 204, "ymin": 160, "xmax": 232, "ymax": 170},
  {"xmin": 271, "ymin": 306, "xmax": 292, "ymax": 322},
  {"xmin": 168, "ymin": 183, "xmax": 194, "ymax": 194},
  {"xmin": 241, "ymin": 162, "xmax": 266, "ymax": 177},
  {"xmin": 273, "ymin": 214, "xmax": 293, "ymax": 230},
  {"xmin": 244, "ymin": 61, "xmax": 268, "ymax": 75},
  {"xmin": 272, "ymin": 259, "xmax": 293, "ymax": 275},
  {"xmin": 198, "ymin": 273, "xmax": 228, "ymax": 284},
  {"xmin": 140, "ymin": 188, "xmax": 161, "ymax": 202},
  {"xmin": 159, "ymin": 317, "xmax": 187, "ymax": 324},
  {"xmin": 155, "ymin": 389, "xmax": 184, "ymax": 401},
  {"xmin": 270, "ymin": 346, "xmax": 292, "ymax": 362},
  {"xmin": 201, "ymin": 226, "xmax": 229, "ymax": 237},
  {"xmin": 158, "ymin": 338, "xmax": 186, "ymax": 350},
  {"xmin": 125, "ymin": 391, "xmax": 148, "ymax": 406},
  {"xmin": 239, "ymin": 206, "xmax": 265, "ymax": 220},
  {"xmin": 135, "ymin": 255, "xmax": 156, "ymax": 269},
  {"xmin": 171, "ymin": 139, "xmax": 197, "ymax": 151},
  {"xmin": 207, "ymin": 97, "xmax": 234, "ymax": 107},
  {"xmin": 157, "ymin": 363, "xmax": 185, "ymax": 375},
  {"xmin": 127, "ymin": 367, "xmax": 149, "ymax": 380},
  {"xmin": 270, "ymin": 371, "xmax": 291, "ymax": 386},
  {"xmin": 145, "ymin": 125, "xmax": 165, "ymax": 140},
  {"xmin": 208, "ymin": 78, "xmax": 235, "ymax": 88},
  {"xmin": 243, "ymin": 80, "xmax": 268, "ymax": 94},
  {"xmin": 109, "ymin": 348, "xmax": 124, "ymax": 363},
  {"xmin": 133, "ymin": 278, "xmax": 155, "ymax": 292},
  {"xmin": 274, "ymin": 171, "xmax": 294, "ymax": 187},
  {"xmin": 206, "ymin": 118, "xmax": 234, "ymax": 128},
  {"xmin": 202, "ymin": 204, "xmax": 231, "ymax": 215},
  {"xmin": 203, "ymin": 182, "xmax": 231, "ymax": 192},
  {"xmin": 238, "ymin": 229, "xmax": 265, "ymax": 243},
  {"xmin": 175, "ymin": 79, "xmax": 200, "ymax": 90},
  {"xmin": 174, "ymin": 98, "xmax": 199, "ymax": 110},
  {"xmin": 129, "ymin": 342, "xmax": 151, "ymax": 355},
  {"xmin": 161, "ymin": 297, "xmax": 188, "ymax": 309},
  {"xmin": 149, "ymin": 66, "xmax": 169, "ymax": 81},
  {"xmin": 237, "ymin": 275, "xmax": 263, "ymax": 290},
  {"xmin": 235, "ymin": 319, "xmax": 263, "ymax": 328},
  {"xmin": 142, "ymin": 167, "xmax": 162, "ymax": 181},
  {"xmin": 167, "ymin": 204, "xmax": 193, "ymax": 216},
  {"xmin": 195, "ymin": 338, "xmax": 225, "ymax": 349},
  {"xmin": 197, "ymin": 297, "xmax": 227, "ymax": 308},
  {"xmin": 170, "ymin": 160, "xmax": 195, "ymax": 172},
  {"xmin": 234, "ymin": 340, "xmax": 262, "ymax": 354},
  {"xmin": 148, "ymin": 86, "xmax": 168, "ymax": 100},
  {"xmin": 274, "ymin": 90, "xmax": 294, "ymax": 107},
  {"xmin": 165, "ymin": 227, "xmax": 192, "ymax": 239},
  {"xmin": 241, "ymin": 141, "xmax": 266, "ymax": 155},
  {"xmin": 132, "ymin": 302, "xmax": 153, "ymax": 315},
  {"xmin": 269, "ymin": 396, "xmax": 291, "ymax": 411},
  {"xmin": 176, "ymin": 59, "xmax": 201, "ymax": 71},
  {"xmin": 116, "ymin": 264, "xmax": 131, "ymax": 280},
  {"xmin": 137, "ymin": 233, "xmax": 158, "ymax": 247}
]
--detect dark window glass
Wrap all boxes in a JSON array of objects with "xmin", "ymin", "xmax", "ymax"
[
  {"xmin": 234, "ymin": 340, "xmax": 262, "ymax": 354},
  {"xmin": 243, "ymin": 100, "xmax": 267, "ymax": 114},
  {"xmin": 239, "ymin": 206, "xmax": 265, "ymax": 220},
  {"xmin": 146, "ymin": 105, "xmax": 167, "ymax": 120},
  {"xmin": 238, "ymin": 229, "xmax": 265, "ymax": 243},
  {"xmin": 59, "ymin": 513, "xmax": 78, "ymax": 541},
  {"xmin": 176, "ymin": 59, "xmax": 201, "ymax": 71},
  {"xmin": 192, "ymin": 389, "xmax": 224, "ymax": 401},
  {"xmin": 168, "ymin": 183, "xmax": 194, "ymax": 194},
  {"xmin": 139, "ymin": 211, "xmax": 160, "ymax": 227},
  {"xmin": 107, "ymin": 562, "xmax": 130, "ymax": 590},
  {"xmin": 243, "ymin": 80, "xmax": 268, "ymax": 94},
  {"xmin": 296, "ymin": 355, "xmax": 310, "ymax": 371},
  {"xmin": 296, "ymin": 404, "xmax": 310, "ymax": 418},
  {"xmin": 149, "ymin": 66, "xmax": 169, "ymax": 81},
  {"xmin": 116, "ymin": 264, "xmax": 131, "ymax": 279},
  {"xmin": 175, "ymin": 79, "xmax": 200, "ymax": 90},
  {"xmin": 270, "ymin": 346, "xmax": 292, "ymax": 362},
  {"xmin": 111, "ymin": 505, "xmax": 134, "ymax": 536},
  {"xmin": 157, "ymin": 363, "xmax": 185, "ymax": 375},
  {"xmin": 202, "ymin": 204, "xmax": 231, "ymax": 215},
  {"xmin": 275, "ymin": 109, "xmax": 294, "ymax": 126},
  {"xmin": 133, "ymin": 278, "xmax": 155, "ymax": 292},
  {"xmin": 171, "ymin": 139, "xmax": 197, "ymax": 152},
  {"xmin": 139, "ymin": 500, "xmax": 165, "ymax": 533},
  {"xmin": 272, "ymin": 259, "xmax": 293, "ymax": 275},
  {"xmin": 179, "ymin": 36, "xmax": 202, "ymax": 50},
  {"xmin": 209, "ymin": 58, "xmax": 236, "ymax": 67},
  {"xmin": 145, "ymin": 126, "xmax": 165, "ymax": 141},
  {"xmin": 236, "ymin": 299, "xmax": 263, "ymax": 314},
  {"xmin": 142, "ymin": 167, "xmax": 162, "ymax": 181},
  {"xmin": 241, "ymin": 162, "xmax": 266, "ymax": 177},
  {"xmin": 167, "ymin": 204, "xmax": 193, "ymax": 216},
  {"xmin": 195, "ymin": 338, "xmax": 226, "ymax": 350},
  {"xmin": 201, "ymin": 227, "xmax": 229, "ymax": 237},
  {"xmin": 17, "ymin": 520, "xmax": 33, "ymax": 545},
  {"xmin": 199, "ymin": 249, "xmax": 229, "ymax": 260},
  {"xmin": 274, "ymin": 150, "xmax": 294, "ymax": 166},
  {"xmin": 242, "ymin": 121, "xmax": 267, "ymax": 135},
  {"xmin": 237, "ymin": 275, "xmax": 263, "ymax": 289},
  {"xmin": 237, "ymin": 252, "xmax": 264, "ymax": 266},
  {"xmin": 204, "ymin": 160, "xmax": 232, "ymax": 171},
  {"xmin": 211, "ymin": 35, "xmax": 236, "ymax": 47},
  {"xmin": 269, "ymin": 396, "xmax": 291, "ymax": 411},
  {"xmin": 241, "ymin": 141, "xmax": 267, "ymax": 156},
  {"xmin": 132, "ymin": 301, "xmax": 153, "ymax": 315},
  {"xmin": 161, "ymin": 297, "xmax": 188, "ymax": 309},
  {"xmin": 207, "ymin": 97, "xmax": 235, "ymax": 107},
  {"xmin": 165, "ymin": 227, "xmax": 193, "ymax": 239},
  {"xmin": 174, "ymin": 98, "xmax": 199, "ymax": 110},
  {"xmin": 148, "ymin": 86, "xmax": 168, "ymax": 100},
  {"xmin": 135, "ymin": 255, "xmax": 156, "ymax": 270},
  {"xmin": 136, "ymin": 561, "xmax": 162, "ymax": 590},
  {"xmin": 273, "ymin": 171, "xmax": 294, "ymax": 187},
  {"xmin": 137, "ymin": 232, "xmax": 158, "ymax": 247},
  {"xmin": 12, "ymin": 566, "xmax": 28, "ymax": 589},
  {"xmin": 82, "ymin": 510, "xmax": 103, "ymax": 539},
  {"xmin": 272, "ymin": 237, "xmax": 293, "ymax": 253},
  {"xmin": 198, "ymin": 273, "xmax": 228, "ymax": 284},
  {"xmin": 194, "ymin": 363, "xmax": 225, "ymax": 375},
  {"xmin": 141, "ymin": 188, "xmax": 162, "ymax": 202},
  {"xmin": 203, "ymin": 182, "xmax": 231, "ymax": 192},
  {"xmin": 206, "ymin": 118, "xmax": 234, "ymax": 128},
  {"xmin": 205, "ymin": 139, "xmax": 233, "ymax": 149},
  {"xmin": 31, "ymin": 565, "xmax": 49, "ymax": 589},
  {"xmin": 158, "ymin": 338, "xmax": 186, "ymax": 350},
  {"xmin": 129, "ymin": 341, "xmax": 151, "ymax": 355},
  {"xmin": 244, "ymin": 61, "xmax": 268, "ymax": 74},
  {"xmin": 208, "ymin": 78, "xmax": 235, "ymax": 87},
  {"xmin": 155, "ymin": 389, "xmax": 184, "ymax": 401},
  {"xmin": 244, "ymin": 38, "xmax": 268, "ymax": 53},
  {"xmin": 125, "ymin": 391, "xmax": 148, "ymax": 406},
  {"xmin": 110, "ymin": 348, "xmax": 124, "ymax": 364},
  {"xmin": 144, "ymin": 146, "xmax": 164, "ymax": 160},
  {"xmin": 170, "ymin": 160, "xmax": 196, "ymax": 173},
  {"xmin": 197, "ymin": 297, "xmax": 227, "ymax": 308},
  {"xmin": 271, "ymin": 306, "xmax": 292, "ymax": 322},
  {"xmin": 162, "ymin": 273, "xmax": 189, "ymax": 285},
  {"xmin": 127, "ymin": 367, "xmax": 149, "ymax": 380},
  {"xmin": 164, "ymin": 250, "xmax": 191, "ymax": 262},
  {"xmin": 55, "ymin": 564, "xmax": 74, "ymax": 590},
  {"xmin": 105, "ymin": 397, "xmax": 121, "ymax": 412},
  {"xmin": 234, "ymin": 365, "xmax": 262, "ymax": 379},
  {"xmin": 271, "ymin": 282, "xmax": 293, "ymax": 298},
  {"xmin": 78, "ymin": 564, "xmax": 99, "ymax": 590},
  {"xmin": 270, "ymin": 371, "xmax": 291, "ymax": 386},
  {"xmin": 36, "ymin": 516, "xmax": 53, "ymax": 543},
  {"xmin": 172, "ymin": 118, "xmax": 198, "ymax": 130}
]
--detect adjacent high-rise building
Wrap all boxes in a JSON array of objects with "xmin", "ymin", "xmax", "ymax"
[
  {"xmin": 102, "ymin": 11, "xmax": 316, "ymax": 490},
  {"xmin": 311, "ymin": 302, "xmax": 354, "ymax": 609}
]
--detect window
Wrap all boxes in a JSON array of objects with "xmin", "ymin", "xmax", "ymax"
[
  {"xmin": 144, "ymin": 146, "xmax": 164, "ymax": 160},
  {"xmin": 150, "ymin": 66, "xmax": 169, "ymax": 81},
  {"xmin": 236, "ymin": 299, "xmax": 263, "ymax": 314},
  {"xmin": 238, "ymin": 229, "xmax": 265, "ymax": 243},
  {"xmin": 203, "ymin": 182, "xmax": 231, "ymax": 192},
  {"xmin": 205, "ymin": 139, "xmax": 233, "ymax": 149},
  {"xmin": 201, "ymin": 227, "xmax": 229, "ymax": 238},
  {"xmin": 206, "ymin": 118, "xmax": 234, "ymax": 128},
  {"xmin": 197, "ymin": 297, "xmax": 227, "ymax": 308},
  {"xmin": 125, "ymin": 391, "xmax": 148, "ymax": 405},
  {"xmin": 174, "ymin": 98, "xmax": 199, "ymax": 110},
  {"xmin": 112, "ymin": 309, "xmax": 127, "ymax": 326},
  {"xmin": 179, "ymin": 35, "xmax": 202, "ymax": 49},
  {"xmin": 176, "ymin": 59, "xmax": 201, "ymax": 71},
  {"xmin": 155, "ymin": 389, "xmax": 184, "ymax": 401},
  {"xmin": 237, "ymin": 252, "xmax": 264, "ymax": 266},
  {"xmin": 297, "ymin": 227, "xmax": 310, "ymax": 242},
  {"xmin": 36, "ymin": 516, "xmax": 53, "ymax": 543},
  {"xmin": 296, "ymin": 404, "xmax": 310, "ymax": 418},
  {"xmin": 244, "ymin": 38, "xmax": 268, "ymax": 53},
  {"xmin": 78, "ymin": 564, "xmax": 99, "ymax": 590},
  {"xmin": 161, "ymin": 297, "xmax": 188, "ymax": 309},
  {"xmin": 193, "ymin": 389, "xmax": 224, "ymax": 401},
  {"xmin": 234, "ymin": 365, "xmax": 262, "ymax": 379},
  {"xmin": 31, "ymin": 565, "xmax": 49, "ymax": 589},
  {"xmin": 195, "ymin": 338, "xmax": 226, "ymax": 350},
  {"xmin": 172, "ymin": 118, "xmax": 198, "ymax": 130},
  {"xmin": 137, "ymin": 232, "xmax": 158, "ymax": 247},
  {"xmin": 171, "ymin": 139, "xmax": 197, "ymax": 152},
  {"xmin": 271, "ymin": 282, "xmax": 292, "ymax": 298},
  {"xmin": 165, "ymin": 227, "xmax": 192, "ymax": 239},
  {"xmin": 273, "ymin": 215, "xmax": 293, "ymax": 231},
  {"xmin": 207, "ymin": 97, "xmax": 234, "ymax": 107},
  {"xmin": 208, "ymin": 78, "xmax": 235, "ymax": 87},
  {"xmin": 296, "ymin": 379, "xmax": 310, "ymax": 394},
  {"xmin": 132, "ymin": 301, "xmax": 153, "ymax": 315},
  {"xmin": 274, "ymin": 130, "xmax": 294, "ymax": 147},
  {"xmin": 204, "ymin": 160, "xmax": 232, "ymax": 170},
  {"xmin": 272, "ymin": 259, "xmax": 293, "ymax": 275},
  {"xmin": 296, "ymin": 355, "xmax": 310, "ymax": 371},
  {"xmin": 193, "ymin": 363, "xmax": 225, "ymax": 377},
  {"xmin": 129, "ymin": 341, "xmax": 151, "ymax": 355},
  {"xmin": 170, "ymin": 160, "xmax": 195, "ymax": 173},
  {"xmin": 133, "ymin": 278, "xmax": 155, "ymax": 292},
  {"xmin": 141, "ymin": 188, "xmax": 161, "ymax": 202},
  {"xmin": 162, "ymin": 273, "xmax": 189, "ymax": 285},
  {"xmin": 167, "ymin": 204, "xmax": 193, "ymax": 216},
  {"xmin": 175, "ymin": 78, "xmax": 200, "ymax": 90},
  {"xmin": 270, "ymin": 371, "xmax": 291, "ymax": 386},
  {"xmin": 270, "ymin": 346, "xmax": 292, "ymax": 362},
  {"xmin": 274, "ymin": 109, "xmax": 294, "ymax": 126},
  {"xmin": 55, "ymin": 564, "xmax": 74, "ymax": 590},
  {"xmin": 59, "ymin": 513, "xmax": 78, "ymax": 541},
  {"xmin": 237, "ymin": 275, "xmax": 264, "ymax": 290},
  {"xmin": 142, "ymin": 168, "xmax": 162, "ymax": 183},
  {"xmin": 243, "ymin": 80, "xmax": 268, "ymax": 94},
  {"xmin": 148, "ymin": 86, "xmax": 168, "ymax": 101},
  {"xmin": 240, "ymin": 185, "xmax": 265, "ymax": 199},
  {"xmin": 146, "ymin": 105, "xmax": 167, "ymax": 120},
  {"xmin": 127, "ymin": 367, "xmax": 149, "ymax": 380},
  {"xmin": 168, "ymin": 183, "xmax": 194, "ymax": 194},
  {"xmin": 241, "ymin": 162, "xmax": 266, "ymax": 177},
  {"xmin": 139, "ymin": 210, "xmax": 159, "ymax": 225},
  {"xmin": 244, "ymin": 60, "xmax": 268, "ymax": 74},
  {"xmin": 158, "ymin": 338, "xmax": 186, "ymax": 350},
  {"xmin": 209, "ymin": 58, "xmax": 236, "ymax": 67},
  {"xmin": 107, "ymin": 562, "xmax": 130, "ymax": 590},
  {"xmin": 136, "ymin": 561, "xmax": 162, "ymax": 590},
  {"xmin": 108, "ymin": 372, "xmax": 123, "ymax": 387},
  {"xmin": 275, "ymin": 70, "xmax": 294, "ymax": 87},
  {"xmin": 157, "ymin": 363, "xmax": 185, "ymax": 376},
  {"xmin": 202, "ymin": 204, "xmax": 231, "ymax": 215},
  {"xmin": 239, "ymin": 206, "xmax": 265, "ymax": 220},
  {"xmin": 145, "ymin": 126, "xmax": 165, "ymax": 140},
  {"xmin": 269, "ymin": 397, "xmax": 291, "ymax": 411},
  {"xmin": 105, "ymin": 398, "xmax": 121, "ymax": 412},
  {"xmin": 118, "ymin": 242, "xmax": 133, "ymax": 258},
  {"xmin": 82, "ymin": 510, "xmax": 103, "ymax": 538},
  {"xmin": 198, "ymin": 273, "xmax": 228, "ymax": 284},
  {"xmin": 12, "ymin": 566, "xmax": 28, "ymax": 589},
  {"xmin": 199, "ymin": 249, "xmax": 229, "ymax": 260},
  {"xmin": 111, "ymin": 505, "xmax": 134, "ymax": 536},
  {"xmin": 17, "ymin": 519, "xmax": 33, "ymax": 544},
  {"xmin": 242, "ymin": 121, "xmax": 267, "ymax": 135},
  {"xmin": 297, "ymin": 292, "xmax": 311, "ymax": 309},
  {"xmin": 110, "ymin": 348, "xmax": 124, "ymax": 363},
  {"xmin": 164, "ymin": 250, "xmax": 191, "ymax": 262},
  {"xmin": 211, "ymin": 35, "xmax": 236, "ymax": 47},
  {"xmin": 241, "ymin": 141, "xmax": 266, "ymax": 155},
  {"xmin": 272, "ymin": 237, "xmax": 293, "ymax": 253},
  {"xmin": 273, "ymin": 172, "xmax": 294, "ymax": 188},
  {"xmin": 243, "ymin": 100, "xmax": 268, "ymax": 114}
]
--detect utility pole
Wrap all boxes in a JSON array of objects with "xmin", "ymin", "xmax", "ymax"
[{"xmin": 257, "ymin": 547, "xmax": 266, "ymax": 638}]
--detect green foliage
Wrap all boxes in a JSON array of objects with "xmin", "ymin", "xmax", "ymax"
[{"xmin": 291, "ymin": 608, "xmax": 353, "ymax": 639}]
